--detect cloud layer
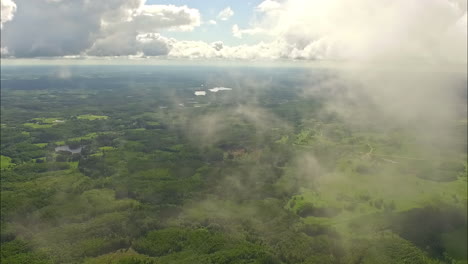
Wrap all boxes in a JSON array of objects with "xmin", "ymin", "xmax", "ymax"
[{"xmin": 0, "ymin": 0, "xmax": 466, "ymax": 63}]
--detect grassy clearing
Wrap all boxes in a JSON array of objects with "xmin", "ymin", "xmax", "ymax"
[
  {"xmin": 1, "ymin": 155, "xmax": 15, "ymax": 170},
  {"xmin": 54, "ymin": 132, "xmax": 111, "ymax": 145},
  {"xmin": 77, "ymin": 115, "xmax": 108, "ymax": 120},
  {"xmin": 23, "ymin": 123, "xmax": 54, "ymax": 129},
  {"xmin": 91, "ymin": 146, "xmax": 117, "ymax": 157},
  {"xmin": 69, "ymin": 132, "xmax": 99, "ymax": 141},
  {"xmin": 146, "ymin": 121, "xmax": 161, "ymax": 126},
  {"xmin": 99, "ymin": 146, "xmax": 116, "ymax": 151},
  {"xmin": 68, "ymin": 161, "xmax": 79, "ymax": 169}
]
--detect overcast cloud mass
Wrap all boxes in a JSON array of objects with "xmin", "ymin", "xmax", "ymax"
[{"xmin": 0, "ymin": 0, "xmax": 466, "ymax": 63}]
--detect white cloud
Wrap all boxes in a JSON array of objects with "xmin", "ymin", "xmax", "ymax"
[
  {"xmin": 217, "ymin": 6, "xmax": 234, "ymax": 21},
  {"xmin": 86, "ymin": 32, "xmax": 175, "ymax": 57},
  {"xmin": 232, "ymin": 25, "xmax": 241, "ymax": 38},
  {"xmin": 0, "ymin": 0, "xmax": 17, "ymax": 56},
  {"xmin": 86, "ymin": 4, "xmax": 199, "ymax": 56},
  {"xmin": 137, "ymin": 33, "xmax": 174, "ymax": 56},
  {"xmin": 245, "ymin": 0, "xmax": 467, "ymax": 63},
  {"xmin": 168, "ymin": 40, "xmax": 218, "ymax": 59},
  {"xmin": 1, "ymin": 0, "xmax": 16, "ymax": 28},
  {"xmin": 1, "ymin": 0, "xmax": 200, "ymax": 57},
  {"xmin": 132, "ymin": 5, "xmax": 201, "ymax": 32},
  {"xmin": 232, "ymin": 24, "xmax": 266, "ymax": 39},
  {"xmin": 257, "ymin": 0, "xmax": 281, "ymax": 13},
  {"xmin": 207, "ymin": 20, "xmax": 217, "ymax": 25},
  {"xmin": 168, "ymin": 39, "xmax": 291, "ymax": 60}
]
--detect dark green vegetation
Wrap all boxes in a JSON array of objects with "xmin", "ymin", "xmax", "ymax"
[{"xmin": 1, "ymin": 65, "xmax": 467, "ymax": 264}]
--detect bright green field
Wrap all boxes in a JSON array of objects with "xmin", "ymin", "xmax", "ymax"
[
  {"xmin": 1, "ymin": 155, "xmax": 15, "ymax": 170},
  {"xmin": 77, "ymin": 115, "xmax": 108, "ymax": 120}
]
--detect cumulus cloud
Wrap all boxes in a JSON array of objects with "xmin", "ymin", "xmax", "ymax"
[
  {"xmin": 0, "ymin": 0, "xmax": 16, "ymax": 28},
  {"xmin": 0, "ymin": 0, "xmax": 17, "ymax": 56},
  {"xmin": 87, "ymin": 32, "xmax": 175, "ymax": 57},
  {"xmin": 86, "ymin": 4, "xmax": 199, "ymax": 56},
  {"xmin": 1, "ymin": 0, "xmax": 200, "ymax": 57},
  {"xmin": 217, "ymin": 6, "xmax": 234, "ymax": 21},
  {"xmin": 137, "ymin": 33, "xmax": 174, "ymax": 56},
  {"xmin": 244, "ymin": 0, "xmax": 467, "ymax": 63},
  {"xmin": 132, "ymin": 5, "xmax": 200, "ymax": 32}
]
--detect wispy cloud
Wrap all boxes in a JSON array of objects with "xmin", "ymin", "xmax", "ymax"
[{"xmin": 217, "ymin": 6, "xmax": 234, "ymax": 21}]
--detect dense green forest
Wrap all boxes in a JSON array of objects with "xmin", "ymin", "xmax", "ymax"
[{"xmin": 0, "ymin": 65, "xmax": 466, "ymax": 264}]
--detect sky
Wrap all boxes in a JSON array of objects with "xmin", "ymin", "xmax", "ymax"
[{"xmin": 0, "ymin": 0, "xmax": 467, "ymax": 63}]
